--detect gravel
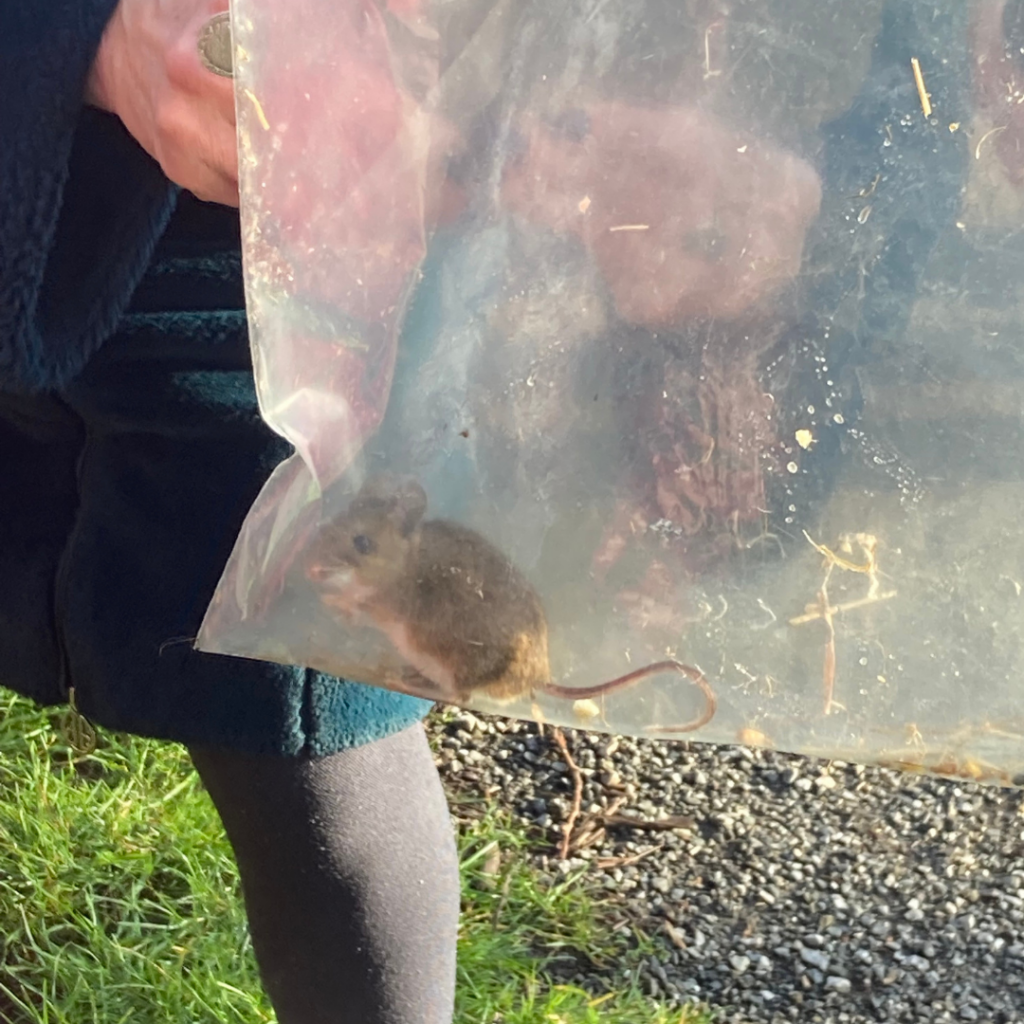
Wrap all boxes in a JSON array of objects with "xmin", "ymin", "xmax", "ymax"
[{"xmin": 429, "ymin": 710, "xmax": 1024, "ymax": 1024}]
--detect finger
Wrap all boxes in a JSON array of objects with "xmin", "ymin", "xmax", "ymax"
[
  {"xmin": 167, "ymin": 9, "xmax": 237, "ymax": 124},
  {"xmin": 201, "ymin": 117, "xmax": 240, "ymax": 182},
  {"xmin": 195, "ymin": 143, "xmax": 240, "ymax": 205},
  {"xmin": 155, "ymin": 101, "xmax": 239, "ymax": 199},
  {"xmin": 188, "ymin": 165, "xmax": 240, "ymax": 207},
  {"xmin": 204, "ymin": 73, "xmax": 237, "ymax": 126}
]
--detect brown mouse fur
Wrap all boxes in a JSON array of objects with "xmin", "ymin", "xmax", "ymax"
[
  {"xmin": 306, "ymin": 475, "xmax": 550, "ymax": 704},
  {"xmin": 306, "ymin": 475, "xmax": 716, "ymax": 730}
]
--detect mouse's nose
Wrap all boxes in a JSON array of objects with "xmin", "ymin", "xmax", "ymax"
[{"xmin": 306, "ymin": 562, "xmax": 329, "ymax": 582}]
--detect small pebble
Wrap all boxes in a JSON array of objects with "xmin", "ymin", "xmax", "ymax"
[
  {"xmin": 730, "ymin": 955, "xmax": 751, "ymax": 975},
  {"xmin": 799, "ymin": 948, "xmax": 830, "ymax": 972}
]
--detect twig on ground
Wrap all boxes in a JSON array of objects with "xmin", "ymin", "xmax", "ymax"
[
  {"xmin": 600, "ymin": 813, "xmax": 696, "ymax": 832},
  {"xmin": 595, "ymin": 843, "xmax": 664, "ymax": 870},
  {"xmin": 552, "ymin": 728, "xmax": 584, "ymax": 860}
]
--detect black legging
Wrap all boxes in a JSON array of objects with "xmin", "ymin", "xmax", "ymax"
[{"xmin": 188, "ymin": 722, "xmax": 458, "ymax": 1024}]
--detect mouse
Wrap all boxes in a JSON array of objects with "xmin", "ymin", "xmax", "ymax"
[{"xmin": 305, "ymin": 475, "xmax": 716, "ymax": 733}]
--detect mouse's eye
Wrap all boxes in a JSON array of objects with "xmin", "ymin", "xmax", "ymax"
[{"xmin": 352, "ymin": 534, "xmax": 375, "ymax": 555}]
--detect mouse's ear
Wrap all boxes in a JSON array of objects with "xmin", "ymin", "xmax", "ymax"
[
  {"xmin": 355, "ymin": 472, "xmax": 401, "ymax": 503},
  {"xmin": 349, "ymin": 474, "xmax": 426, "ymax": 533},
  {"xmin": 391, "ymin": 479, "xmax": 428, "ymax": 536}
]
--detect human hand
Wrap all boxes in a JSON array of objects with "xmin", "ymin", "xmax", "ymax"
[
  {"xmin": 502, "ymin": 102, "xmax": 822, "ymax": 327},
  {"xmin": 247, "ymin": 0, "xmax": 461, "ymax": 320},
  {"xmin": 86, "ymin": 0, "xmax": 238, "ymax": 206}
]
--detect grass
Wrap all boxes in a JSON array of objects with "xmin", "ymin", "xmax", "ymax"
[
  {"xmin": 0, "ymin": 691, "xmax": 710, "ymax": 1023},
  {"xmin": 454, "ymin": 804, "xmax": 706, "ymax": 1024}
]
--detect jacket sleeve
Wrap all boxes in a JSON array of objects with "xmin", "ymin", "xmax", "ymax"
[{"xmin": 0, "ymin": 1, "xmax": 179, "ymax": 392}]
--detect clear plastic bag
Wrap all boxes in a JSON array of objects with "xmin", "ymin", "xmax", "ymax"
[{"xmin": 199, "ymin": 0, "xmax": 1024, "ymax": 787}]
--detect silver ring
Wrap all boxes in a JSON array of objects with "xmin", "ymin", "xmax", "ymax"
[{"xmin": 198, "ymin": 12, "xmax": 233, "ymax": 77}]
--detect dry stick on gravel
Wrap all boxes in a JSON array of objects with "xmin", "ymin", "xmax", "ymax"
[
  {"xmin": 552, "ymin": 728, "xmax": 584, "ymax": 859},
  {"xmin": 567, "ymin": 796, "xmax": 696, "ymax": 852},
  {"xmin": 595, "ymin": 843, "xmax": 663, "ymax": 870},
  {"xmin": 600, "ymin": 813, "xmax": 696, "ymax": 831},
  {"xmin": 568, "ymin": 795, "xmax": 626, "ymax": 852}
]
